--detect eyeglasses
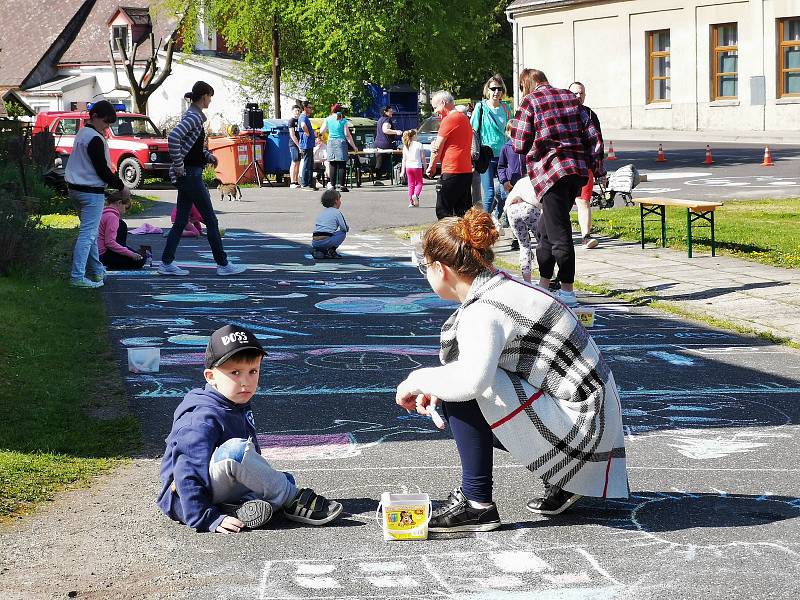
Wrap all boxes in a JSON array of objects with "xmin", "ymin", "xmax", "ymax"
[
  {"xmin": 410, "ymin": 250, "xmax": 432, "ymax": 275},
  {"xmin": 489, "ymin": 87, "xmax": 503, "ymax": 92}
]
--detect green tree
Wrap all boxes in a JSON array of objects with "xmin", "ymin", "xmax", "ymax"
[{"xmin": 162, "ymin": 0, "xmax": 512, "ymax": 113}]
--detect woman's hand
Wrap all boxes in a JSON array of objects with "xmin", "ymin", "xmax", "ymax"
[
  {"xmin": 215, "ymin": 515, "xmax": 244, "ymax": 534},
  {"xmin": 395, "ymin": 381, "xmax": 418, "ymax": 411},
  {"xmin": 503, "ymin": 181, "xmax": 513, "ymax": 193}
]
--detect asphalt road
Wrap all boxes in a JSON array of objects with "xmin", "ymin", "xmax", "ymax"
[
  {"xmin": 602, "ymin": 140, "xmax": 800, "ymax": 202},
  {"xmin": 96, "ymin": 218, "xmax": 800, "ymax": 599}
]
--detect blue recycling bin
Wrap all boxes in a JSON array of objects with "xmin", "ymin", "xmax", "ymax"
[{"xmin": 262, "ymin": 118, "xmax": 291, "ymax": 176}]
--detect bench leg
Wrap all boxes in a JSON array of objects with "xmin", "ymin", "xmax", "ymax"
[
  {"xmin": 687, "ymin": 209, "xmax": 693, "ymax": 258},
  {"xmin": 711, "ymin": 210, "xmax": 716, "ymax": 257},
  {"xmin": 640, "ymin": 203, "xmax": 645, "ymax": 249},
  {"xmin": 660, "ymin": 206, "xmax": 667, "ymax": 248}
]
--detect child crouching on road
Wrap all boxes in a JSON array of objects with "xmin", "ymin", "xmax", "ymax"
[
  {"xmin": 311, "ymin": 188, "xmax": 349, "ymax": 259},
  {"xmin": 156, "ymin": 325, "xmax": 343, "ymax": 533}
]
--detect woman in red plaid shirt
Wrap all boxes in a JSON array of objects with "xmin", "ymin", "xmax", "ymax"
[{"xmin": 510, "ymin": 69, "xmax": 604, "ymax": 308}]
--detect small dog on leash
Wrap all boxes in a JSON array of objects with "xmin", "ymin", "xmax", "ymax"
[{"xmin": 211, "ymin": 178, "xmax": 242, "ymax": 201}]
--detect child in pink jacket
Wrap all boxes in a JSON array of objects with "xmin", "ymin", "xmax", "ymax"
[
  {"xmin": 98, "ymin": 193, "xmax": 146, "ymax": 270},
  {"xmin": 171, "ymin": 204, "xmax": 205, "ymax": 237}
]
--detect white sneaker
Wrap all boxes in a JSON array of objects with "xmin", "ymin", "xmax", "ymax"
[
  {"xmin": 326, "ymin": 182, "xmax": 334, "ymax": 190},
  {"xmin": 217, "ymin": 262, "xmax": 247, "ymax": 276},
  {"xmin": 556, "ymin": 290, "xmax": 579, "ymax": 308},
  {"xmin": 289, "ymin": 183, "xmax": 300, "ymax": 189},
  {"xmin": 70, "ymin": 277, "xmax": 104, "ymax": 288},
  {"xmin": 158, "ymin": 262, "xmax": 189, "ymax": 276}
]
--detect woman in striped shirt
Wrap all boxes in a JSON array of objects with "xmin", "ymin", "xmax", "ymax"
[{"xmin": 159, "ymin": 81, "xmax": 245, "ymax": 277}]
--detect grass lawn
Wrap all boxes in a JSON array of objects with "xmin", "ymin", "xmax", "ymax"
[
  {"xmin": 0, "ymin": 217, "xmax": 140, "ymax": 521},
  {"xmin": 581, "ymin": 198, "xmax": 800, "ymax": 268}
]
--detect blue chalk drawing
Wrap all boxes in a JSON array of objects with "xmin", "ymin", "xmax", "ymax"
[
  {"xmin": 647, "ymin": 351, "xmax": 695, "ymax": 366},
  {"xmin": 112, "ymin": 317, "xmax": 195, "ymax": 329},
  {"xmin": 167, "ymin": 332, "xmax": 281, "ymax": 346},
  {"xmin": 316, "ymin": 293, "xmax": 454, "ymax": 314},
  {"xmin": 153, "ymin": 292, "xmax": 248, "ymax": 302},
  {"xmin": 127, "ymin": 304, "xmax": 281, "ymax": 313},
  {"xmin": 224, "ymin": 319, "xmax": 311, "ymax": 337},
  {"xmin": 121, "ymin": 336, "xmax": 163, "ymax": 346}
]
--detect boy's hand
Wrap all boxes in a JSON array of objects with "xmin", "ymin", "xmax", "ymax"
[{"xmin": 215, "ymin": 515, "xmax": 244, "ymax": 534}]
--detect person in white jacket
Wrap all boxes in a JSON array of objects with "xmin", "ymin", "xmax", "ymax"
[{"xmin": 397, "ymin": 208, "xmax": 628, "ymax": 533}]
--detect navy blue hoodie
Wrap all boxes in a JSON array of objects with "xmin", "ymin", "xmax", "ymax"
[{"xmin": 156, "ymin": 384, "xmax": 260, "ymax": 532}]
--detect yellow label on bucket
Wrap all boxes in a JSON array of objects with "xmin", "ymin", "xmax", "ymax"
[
  {"xmin": 379, "ymin": 493, "xmax": 430, "ymax": 541},
  {"xmin": 574, "ymin": 307, "xmax": 596, "ymax": 327}
]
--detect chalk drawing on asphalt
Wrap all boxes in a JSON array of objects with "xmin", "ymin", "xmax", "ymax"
[
  {"xmin": 316, "ymin": 293, "xmax": 454, "ymax": 314},
  {"xmin": 257, "ymin": 548, "xmax": 624, "ymax": 599}
]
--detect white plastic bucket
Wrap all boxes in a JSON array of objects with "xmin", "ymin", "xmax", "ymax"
[
  {"xmin": 376, "ymin": 492, "xmax": 431, "ymax": 541},
  {"xmin": 127, "ymin": 347, "xmax": 161, "ymax": 373}
]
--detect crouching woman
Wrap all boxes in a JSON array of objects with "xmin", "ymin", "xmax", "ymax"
[{"xmin": 396, "ymin": 208, "xmax": 628, "ymax": 532}]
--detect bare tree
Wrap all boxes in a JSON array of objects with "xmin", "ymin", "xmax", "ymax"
[{"xmin": 108, "ymin": 30, "xmax": 178, "ymax": 114}]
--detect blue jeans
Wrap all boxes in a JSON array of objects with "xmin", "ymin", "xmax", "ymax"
[
  {"xmin": 209, "ymin": 438, "xmax": 297, "ymax": 508},
  {"xmin": 480, "ymin": 157, "xmax": 507, "ymax": 217},
  {"xmin": 312, "ymin": 231, "xmax": 346, "ymax": 251},
  {"xmin": 300, "ymin": 148, "xmax": 314, "ymax": 187},
  {"xmin": 69, "ymin": 189, "xmax": 105, "ymax": 282},
  {"xmin": 442, "ymin": 399, "xmax": 507, "ymax": 503},
  {"xmin": 162, "ymin": 167, "xmax": 228, "ymax": 266}
]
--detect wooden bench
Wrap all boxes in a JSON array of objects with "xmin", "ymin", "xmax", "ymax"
[{"xmin": 632, "ymin": 197, "xmax": 723, "ymax": 258}]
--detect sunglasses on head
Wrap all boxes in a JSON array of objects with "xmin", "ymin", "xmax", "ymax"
[{"xmin": 489, "ymin": 86, "xmax": 503, "ymax": 92}]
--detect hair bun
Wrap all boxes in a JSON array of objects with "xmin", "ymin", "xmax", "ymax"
[
  {"xmin": 457, "ymin": 208, "xmax": 499, "ymax": 250},
  {"xmin": 184, "ymin": 92, "xmax": 193, "ymax": 100}
]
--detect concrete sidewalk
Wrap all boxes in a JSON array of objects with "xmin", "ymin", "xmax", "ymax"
[{"xmin": 495, "ymin": 233, "xmax": 800, "ymax": 344}]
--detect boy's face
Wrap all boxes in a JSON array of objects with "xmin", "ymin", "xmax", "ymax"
[
  {"xmin": 334, "ymin": 196, "xmax": 342, "ymax": 209},
  {"xmin": 204, "ymin": 355, "xmax": 262, "ymax": 405}
]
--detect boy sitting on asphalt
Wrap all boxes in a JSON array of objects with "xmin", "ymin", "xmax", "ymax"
[
  {"xmin": 311, "ymin": 189, "xmax": 349, "ymax": 259},
  {"xmin": 156, "ymin": 324, "xmax": 343, "ymax": 533}
]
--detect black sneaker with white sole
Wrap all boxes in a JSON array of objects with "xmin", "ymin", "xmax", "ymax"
[
  {"xmin": 219, "ymin": 499, "xmax": 273, "ymax": 529},
  {"xmin": 283, "ymin": 488, "xmax": 343, "ymax": 526},
  {"xmin": 428, "ymin": 487, "xmax": 501, "ymax": 533},
  {"xmin": 526, "ymin": 485, "xmax": 583, "ymax": 516}
]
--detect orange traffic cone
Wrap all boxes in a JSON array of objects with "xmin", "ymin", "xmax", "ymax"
[
  {"xmin": 762, "ymin": 145, "xmax": 774, "ymax": 167},
  {"xmin": 607, "ymin": 141, "xmax": 618, "ymax": 161},
  {"xmin": 703, "ymin": 144, "xmax": 714, "ymax": 165},
  {"xmin": 656, "ymin": 144, "xmax": 666, "ymax": 162}
]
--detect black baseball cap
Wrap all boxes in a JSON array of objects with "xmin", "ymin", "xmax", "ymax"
[{"xmin": 204, "ymin": 325, "xmax": 267, "ymax": 368}]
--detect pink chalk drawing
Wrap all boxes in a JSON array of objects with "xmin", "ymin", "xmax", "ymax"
[{"xmin": 257, "ymin": 433, "xmax": 358, "ymax": 460}]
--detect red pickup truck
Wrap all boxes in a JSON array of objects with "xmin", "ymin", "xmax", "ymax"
[{"xmin": 32, "ymin": 110, "xmax": 171, "ymax": 188}]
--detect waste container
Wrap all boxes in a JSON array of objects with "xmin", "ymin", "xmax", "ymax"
[
  {"xmin": 262, "ymin": 118, "xmax": 291, "ymax": 178},
  {"xmin": 208, "ymin": 135, "xmax": 265, "ymax": 184}
]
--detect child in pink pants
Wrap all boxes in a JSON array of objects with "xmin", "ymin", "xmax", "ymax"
[{"xmin": 400, "ymin": 129, "xmax": 426, "ymax": 208}]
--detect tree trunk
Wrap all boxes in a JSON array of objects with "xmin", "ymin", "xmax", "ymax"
[{"xmin": 272, "ymin": 14, "xmax": 281, "ymax": 118}]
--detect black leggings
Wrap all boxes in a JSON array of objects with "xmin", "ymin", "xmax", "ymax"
[
  {"xmin": 330, "ymin": 160, "xmax": 346, "ymax": 188},
  {"xmin": 443, "ymin": 400, "xmax": 507, "ymax": 503},
  {"xmin": 536, "ymin": 174, "xmax": 584, "ymax": 284},
  {"xmin": 100, "ymin": 219, "xmax": 145, "ymax": 270},
  {"xmin": 101, "ymin": 249, "xmax": 146, "ymax": 270}
]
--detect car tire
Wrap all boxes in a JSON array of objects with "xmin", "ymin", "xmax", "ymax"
[{"xmin": 119, "ymin": 157, "xmax": 143, "ymax": 189}]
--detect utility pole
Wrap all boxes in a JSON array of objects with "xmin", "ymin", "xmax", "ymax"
[{"xmin": 272, "ymin": 14, "xmax": 280, "ymax": 118}]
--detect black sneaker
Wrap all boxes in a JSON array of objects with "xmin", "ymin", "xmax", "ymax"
[
  {"xmin": 510, "ymin": 239, "xmax": 520, "ymax": 251},
  {"xmin": 326, "ymin": 249, "xmax": 343, "ymax": 259},
  {"xmin": 340, "ymin": 186, "xmax": 349, "ymax": 192},
  {"xmin": 372, "ymin": 180, "xmax": 385, "ymax": 186},
  {"xmin": 283, "ymin": 488, "xmax": 343, "ymax": 526},
  {"xmin": 428, "ymin": 487, "xmax": 501, "ymax": 533},
  {"xmin": 526, "ymin": 485, "xmax": 583, "ymax": 516},
  {"xmin": 581, "ymin": 235, "xmax": 599, "ymax": 249},
  {"xmin": 219, "ymin": 499, "xmax": 273, "ymax": 529},
  {"xmin": 548, "ymin": 276, "xmax": 561, "ymax": 292}
]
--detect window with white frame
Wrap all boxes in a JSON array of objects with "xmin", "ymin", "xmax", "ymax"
[
  {"xmin": 112, "ymin": 25, "xmax": 130, "ymax": 53},
  {"xmin": 647, "ymin": 30, "xmax": 671, "ymax": 103}
]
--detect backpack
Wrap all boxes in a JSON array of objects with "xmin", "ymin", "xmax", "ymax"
[{"xmin": 471, "ymin": 103, "xmax": 493, "ymax": 174}]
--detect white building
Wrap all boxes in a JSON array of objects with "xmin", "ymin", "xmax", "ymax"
[
  {"xmin": 0, "ymin": 0, "xmax": 296, "ymax": 131},
  {"xmin": 506, "ymin": 0, "xmax": 800, "ymax": 133}
]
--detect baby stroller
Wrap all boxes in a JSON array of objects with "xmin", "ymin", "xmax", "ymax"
[{"xmin": 591, "ymin": 163, "xmax": 640, "ymax": 209}]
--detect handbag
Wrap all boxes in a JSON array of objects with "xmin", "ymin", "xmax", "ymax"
[{"xmin": 471, "ymin": 102, "xmax": 493, "ymax": 174}]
